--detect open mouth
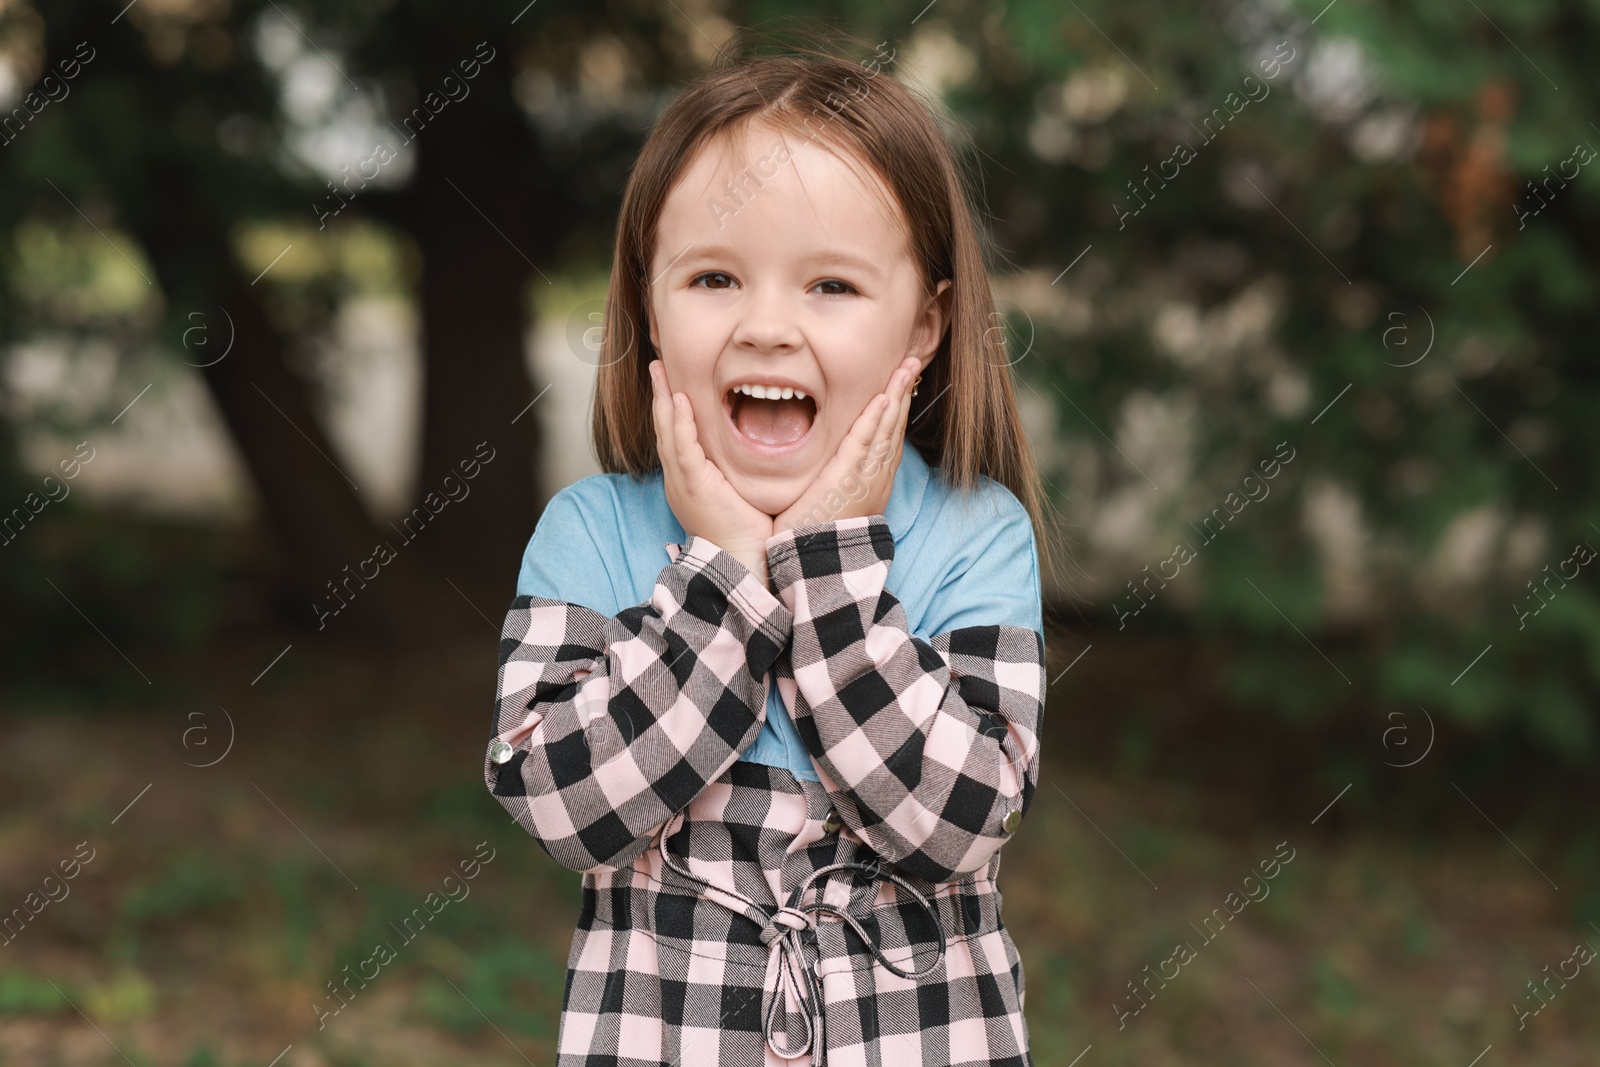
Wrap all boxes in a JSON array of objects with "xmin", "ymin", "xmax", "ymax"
[{"xmin": 724, "ymin": 384, "xmax": 818, "ymax": 450}]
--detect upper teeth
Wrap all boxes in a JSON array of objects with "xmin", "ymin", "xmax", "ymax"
[{"xmin": 734, "ymin": 384, "xmax": 806, "ymax": 400}]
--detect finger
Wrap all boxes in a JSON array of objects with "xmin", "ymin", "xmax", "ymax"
[
  {"xmin": 871, "ymin": 365, "xmax": 911, "ymax": 456},
  {"xmin": 891, "ymin": 363, "xmax": 916, "ymax": 446},
  {"xmin": 828, "ymin": 381, "xmax": 884, "ymax": 455},
  {"xmin": 649, "ymin": 361, "xmax": 669, "ymax": 453},
  {"xmin": 893, "ymin": 357, "xmax": 921, "ymax": 429},
  {"xmin": 648, "ymin": 361, "xmax": 666, "ymax": 455},
  {"xmin": 847, "ymin": 393, "xmax": 892, "ymax": 471},
  {"xmin": 674, "ymin": 395, "xmax": 728, "ymax": 503},
  {"xmin": 895, "ymin": 357, "xmax": 920, "ymax": 409},
  {"xmin": 650, "ymin": 361, "xmax": 681, "ymax": 488},
  {"xmin": 840, "ymin": 393, "xmax": 890, "ymax": 486},
  {"xmin": 670, "ymin": 392, "xmax": 704, "ymax": 471},
  {"xmin": 832, "ymin": 396, "xmax": 883, "ymax": 489},
  {"xmin": 864, "ymin": 367, "xmax": 908, "ymax": 454},
  {"xmin": 869, "ymin": 361, "xmax": 917, "ymax": 480}
]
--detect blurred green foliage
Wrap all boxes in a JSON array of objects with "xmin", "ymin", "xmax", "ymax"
[
  {"xmin": 730, "ymin": 0, "xmax": 1600, "ymax": 760},
  {"xmin": 1, "ymin": 2, "xmax": 1597, "ymax": 764},
  {"xmin": 0, "ymin": 968, "xmax": 67, "ymax": 1014},
  {"xmin": 418, "ymin": 941, "xmax": 567, "ymax": 1038},
  {"xmin": 113, "ymin": 853, "xmax": 249, "ymax": 963}
]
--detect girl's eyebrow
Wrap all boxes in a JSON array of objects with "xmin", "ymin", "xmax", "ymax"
[{"xmin": 676, "ymin": 243, "xmax": 882, "ymax": 276}]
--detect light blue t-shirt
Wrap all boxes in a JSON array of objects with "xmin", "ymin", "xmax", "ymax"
[{"xmin": 514, "ymin": 442, "xmax": 1043, "ymax": 783}]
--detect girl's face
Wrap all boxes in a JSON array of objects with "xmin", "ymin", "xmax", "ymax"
[{"xmin": 646, "ymin": 122, "xmax": 951, "ymax": 517}]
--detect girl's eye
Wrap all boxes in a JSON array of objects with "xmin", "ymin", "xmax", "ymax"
[{"xmin": 686, "ymin": 274, "xmax": 857, "ymax": 295}]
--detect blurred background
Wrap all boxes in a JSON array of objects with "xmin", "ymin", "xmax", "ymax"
[{"xmin": 2, "ymin": 0, "xmax": 1597, "ymax": 1064}]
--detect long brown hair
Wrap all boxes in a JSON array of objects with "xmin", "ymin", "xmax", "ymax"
[{"xmin": 591, "ymin": 34, "xmax": 1059, "ymax": 586}]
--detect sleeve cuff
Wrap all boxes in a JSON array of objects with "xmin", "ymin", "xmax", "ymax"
[
  {"xmin": 765, "ymin": 515, "xmax": 896, "ymax": 598},
  {"xmin": 675, "ymin": 534, "xmax": 793, "ymax": 643}
]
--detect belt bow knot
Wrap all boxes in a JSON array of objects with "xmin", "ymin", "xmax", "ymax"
[
  {"xmin": 657, "ymin": 817, "xmax": 948, "ymax": 1063},
  {"xmin": 755, "ymin": 870, "xmax": 940, "ymax": 1062}
]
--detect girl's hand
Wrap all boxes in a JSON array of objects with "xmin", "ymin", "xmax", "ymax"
[
  {"xmin": 773, "ymin": 356, "xmax": 920, "ymax": 537},
  {"xmin": 649, "ymin": 359, "xmax": 775, "ymax": 582}
]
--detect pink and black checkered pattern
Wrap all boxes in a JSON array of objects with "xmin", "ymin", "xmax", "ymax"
[
  {"xmin": 488, "ymin": 534, "xmax": 791, "ymax": 873},
  {"xmin": 485, "ymin": 515, "xmax": 1044, "ymax": 1066},
  {"xmin": 772, "ymin": 518, "xmax": 1043, "ymax": 885}
]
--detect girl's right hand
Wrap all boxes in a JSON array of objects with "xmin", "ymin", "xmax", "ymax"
[{"xmin": 649, "ymin": 359, "xmax": 775, "ymax": 583}]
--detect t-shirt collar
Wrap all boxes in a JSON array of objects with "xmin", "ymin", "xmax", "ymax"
[{"xmin": 885, "ymin": 440, "xmax": 930, "ymax": 545}]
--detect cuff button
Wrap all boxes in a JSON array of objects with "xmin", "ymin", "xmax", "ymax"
[
  {"xmin": 488, "ymin": 740, "xmax": 514, "ymax": 764},
  {"xmin": 1002, "ymin": 809, "xmax": 1022, "ymax": 834}
]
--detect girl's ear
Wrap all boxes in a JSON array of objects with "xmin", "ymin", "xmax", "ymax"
[{"xmin": 910, "ymin": 279, "xmax": 953, "ymax": 364}]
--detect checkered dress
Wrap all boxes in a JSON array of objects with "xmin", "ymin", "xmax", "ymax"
[{"xmin": 485, "ymin": 515, "xmax": 1045, "ymax": 1066}]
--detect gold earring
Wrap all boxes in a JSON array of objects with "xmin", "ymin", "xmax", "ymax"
[{"xmin": 911, "ymin": 374, "xmax": 922, "ymax": 397}]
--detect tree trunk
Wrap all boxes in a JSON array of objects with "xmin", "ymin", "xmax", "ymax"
[
  {"xmin": 402, "ymin": 52, "xmax": 548, "ymax": 612},
  {"xmin": 209, "ymin": 263, "xmax": 472, "ymax": 642}
]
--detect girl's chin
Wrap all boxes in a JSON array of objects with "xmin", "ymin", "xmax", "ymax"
[
  {"xmin": 737, "ymin": 481, "xmax": 806, "ymax": 519},
  {"xmin": 709, "ymin": 459, "xmax": 815, "ymax": 518}
]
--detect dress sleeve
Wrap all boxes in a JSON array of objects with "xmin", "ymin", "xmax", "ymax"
[
  {"xmin": 485, "ymin": 492, "xmax": 793, "ymax": 874},
  {"xmin": 765, "ymin": 507, "xmax": 1045, "ymax": 884}
]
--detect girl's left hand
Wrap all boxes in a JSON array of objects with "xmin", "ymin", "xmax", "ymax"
[{"xmin": 772, "ymin": 355, "xmax": 921, "ymax": 536}]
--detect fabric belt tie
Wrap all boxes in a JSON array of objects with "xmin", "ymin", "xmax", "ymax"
[
  {"xmin": 656, "ymin": 814, "xmax": 947, "ymax": 1063},
  {"xmin": 759, "ymin": 904, "xmax": 822, "ymax": 1059},
  {"xmin": 757, "ymin": 863, "xmax": 948, "ymax": 1061}
]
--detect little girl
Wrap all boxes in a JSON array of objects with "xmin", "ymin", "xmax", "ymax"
[{"xmin": 485, "ymin": 46, "xmax": 1049, "ymax": 1067}]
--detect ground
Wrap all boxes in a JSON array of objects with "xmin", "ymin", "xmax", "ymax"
[{"xmin": 0, "ymin": 619, "xmax": 1594, "ymax": 1067}]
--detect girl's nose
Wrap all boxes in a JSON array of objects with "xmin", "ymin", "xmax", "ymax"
[{"xmin": 730, "ymin": 287, "xmax": 804, "ymax": 353}]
